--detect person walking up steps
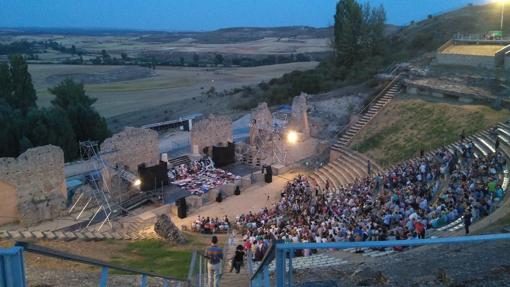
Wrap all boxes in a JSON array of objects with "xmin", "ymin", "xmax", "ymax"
[
  {"xmin": 230, "ymin": 245, "xmax": 245, "ymax": 274},
  {"xmin": 205, "ymin": 235, "xmax": 223, "ymax": 287}
]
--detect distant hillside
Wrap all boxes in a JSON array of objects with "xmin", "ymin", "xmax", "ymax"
[
  {"xmin": 392, "ymin": 3, "xmax": 509, "ymax": 53},
  {"xmin": 134, "ymin": 26, "xmax": 334, "ymax": 44}
]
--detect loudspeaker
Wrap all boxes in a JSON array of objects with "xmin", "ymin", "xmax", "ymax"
[
  {"xmin": 264, "ymin": 165, "xmax": 273, "ymax": 183},
  {"xmin": 212, "ymin": 142, "xmax": 236, "ymax": 167},
  {"xmin": 138, "ymin": 161, "xmax": 169, "ymax": 191},
  {"xmin": 216, "ymin": 192, "xmax": 223, "ymax": 203},
  {"xmin": 177, "ymin": 198, "xmax": 187, "ymax": 219},
  {"xmin": 265, "ymin": 173, "xmax": 272, "ymax": 183},
  {"xmin": 234, "ymin": 186, "xmax": 241, "ymax": 196}
]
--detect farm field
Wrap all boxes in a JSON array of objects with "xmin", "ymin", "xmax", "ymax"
[{"xmin": 30, "ymin": 61, "xmax": 318, "ymax": 118}]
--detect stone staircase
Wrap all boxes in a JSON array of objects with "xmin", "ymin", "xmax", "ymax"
[
  {"xmin": 220, "ymin": 233, "xmax": 251, "ymax": 287},
  {"xmin": 169, "ymin": 155, "xmax": 191, "ymax": 167},
  {"xmin": 309, "ymin": 147, "xmax": 383, "ymax": 190},
  {"xmin": 333, "ymin": 79, "xmax": 401, "ymax": 150}
]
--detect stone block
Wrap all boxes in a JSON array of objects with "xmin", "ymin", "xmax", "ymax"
[
  {"xmin": 169, "ymin": 204, "xmax": 179, "ymax": 217},
  {"xmin": 272, "ymin": 164, "xmax": 289, "ymax": 176},
  {"xmin": 241, "ymin": 175, "xmax": 252, "ymax": 187},
  {"xmin": 102, "ymin": 233, "xmax": 113, "ymax": 240},
  {"xmin": 221, "ymin": 184, "xmax": 236, "ymax": 197},
  {"xmin": 63, "ymin": 232, "xmax": 76, "ymax": 240},
  {"xmin": 75, "ymin": 233, "xmax": 86, "ymax": 240},
  {"xmin": 84, "ymin": 232, "xmax": 95, "ymax": 240},
  {"xmin": 21, "ymin": 231, "xmax": 33, "ymax": 239},
  {"xmin": 187, "ymin": 195, "xmax": 203, "ymax": 209},
  {"xmin": 43, "ymin": 231, "xmax": 56, "ymax": 240},
  {"xmin": 0, "ymin": 230, "xmax": 9, "ymax": 239},
  {"xmin": 208, "ymin": 189, "xmax": 220, "ymax": 202},
  {"xmin": 54, "ymin": 231, "xmax": 66, "ymax": 240},
  {"xmin": 111, "ymin": 232, "xmax": 123, "ymax": 240},
  {"xmin": 92, "ymin": 232, "xmax": 104, "ymax": 240},
  {"xmin": 8, "ymin": 231, "xmax": 22, "ymax": 239},
  {"xmin": 32, "ymin": 231, "xmax": 44, "ymax": 239}
]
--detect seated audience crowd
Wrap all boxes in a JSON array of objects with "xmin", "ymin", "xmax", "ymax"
[
  {"xmin": 191, "ymin": 215, "xmax": 231, "ymax": 234},
  {"xmin": 235, "ymin": 141, "xmax": 506, "ymax": 256}
]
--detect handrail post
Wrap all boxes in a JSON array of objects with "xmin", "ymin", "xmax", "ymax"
[
  {"xmin": 99, "ymin": 266, "xmax": 109, "ymax": 287},
  {"xmin": 287, "ymin": 251, "xmax": 293, "ymax": 287},
  {"xmin": 199, "ymin": 255, "xmax": 203, "ymax": 287},
  {"xmin": 275, "ymin": 248, "xmax": 286, "ymax": 287},
  {"xmin": 263, "ymin": 264, "xmax": 270, "ymax": 287},
  {"xmin": 140, "ymin": 274, "xmax": 148, "ymax": 287}
]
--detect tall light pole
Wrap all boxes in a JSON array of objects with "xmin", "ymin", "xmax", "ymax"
[
  {"xmin": 501, "ymin": 1, "xmax": 506, "ymax": 32},
  {"xmin": 499, "ymin": 0, "xmax": 508, "ymax": 36}
]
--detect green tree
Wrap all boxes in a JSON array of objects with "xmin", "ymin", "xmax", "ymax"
[
  {"xmin": 334, "ymin": 0, "xmax": 363, "ymax": 67},
  {"xmin": 214, "ymin": 54, "xmax": 224, "ymax": 66},
  {"xmin": 0, "ymin": 100, "xmax": 24, "ymax": 157},
  {"xmin": 333, "ymin": 0, "xmax": 386, "ymax": 67},
  {"xmin": 65, "ymin": 104, "xmax": 109, "ymax": 143},
  {"xmin": 0, "ymin": 62, "xmax": 12, "ymax": 100},
  {"xmin": 49, "ymin": 79, "xmax": 109, "ymax": 144},
  {"xmin": 193, "ymin": 54, "xmax": 200, "ymax": 66},
  {"xmin": 49, "ymin": 78, "xmax": 96, "ymax": 109},
  {"xmin": 8, "ymin": 54, "xmax": 37, "ymax": 114}
]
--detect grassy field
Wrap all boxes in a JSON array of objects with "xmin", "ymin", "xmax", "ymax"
[
  {"xmin": 29, "ymin": 62, "xmax": 318, "ymax": 119},
  {"xmin": 350, "ymin": 98, "xmax": 510, "ymax": 167},
  {"xmin": 0, "ymin": 231, "xmax": 224, "ymax": 280}
]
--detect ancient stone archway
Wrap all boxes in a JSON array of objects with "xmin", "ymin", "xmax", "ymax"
[{"xmin": 0, "ymin": 180, "xmax": 18, "ymax": 226}]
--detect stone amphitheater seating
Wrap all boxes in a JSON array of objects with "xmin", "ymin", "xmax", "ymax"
[
  {"xmin": 310, "ymin": 148, "xmax": 383, "ymax": 190},
  {"xmin": 332, "ymin": 122, "xmax": 510, "ymax": 258}
]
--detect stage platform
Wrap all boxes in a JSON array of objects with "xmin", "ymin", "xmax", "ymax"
[{"xmin": 222, "ymin": 162, "xmax": 259, "ymax": 177}]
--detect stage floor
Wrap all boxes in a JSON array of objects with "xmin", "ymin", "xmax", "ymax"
[{"xmin": 222, "ymin": 162, "xmax": 260, "ymax": 177}]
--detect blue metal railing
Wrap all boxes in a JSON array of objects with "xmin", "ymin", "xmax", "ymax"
[
  {"xmin": 250, "ymin": 233, "xmax": 510, "ymax": 287},
  {"xmin": 0, "ymin": 241, "xmax": 190, "ymax": 287}
]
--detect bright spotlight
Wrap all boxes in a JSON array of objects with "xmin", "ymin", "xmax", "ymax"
[
  {"xmin": 287, "ymin": 130, "xmax": 298, "ymax": 145},
  {"xmin": 134, "ymin": 179, "xmax": 142, "ymax": 186}
]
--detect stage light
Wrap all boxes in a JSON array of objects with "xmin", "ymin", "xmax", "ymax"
[
  {"xmin": 134, "ymin": 179, "xmax": 142, "ymax": 186},
  {"xmin": 287, "ymin": 130, "xmax": 298, "ymax": 145}
]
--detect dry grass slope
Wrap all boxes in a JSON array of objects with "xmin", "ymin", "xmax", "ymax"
[{"xmin": 350, "ymin": 99, "xmax": 510, "ymax": 167}]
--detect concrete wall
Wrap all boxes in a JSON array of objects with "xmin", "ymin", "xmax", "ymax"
[
  {"xmin": 0, "ymin": 145, "xmax": 66, "ymax": 226},
  {"xmin": 436, "ymin": 53, "xmax": 495, "ymax": 69},
  {"xmin": 100, "ymin": 127, "xmax": 159, "ymax": 173},
  {"xmin": 495, "ymin": 44, "xmax": 510, "ymax": 67}
]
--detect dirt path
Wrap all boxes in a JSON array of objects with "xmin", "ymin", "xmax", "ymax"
[{"xmin": 173, "ymin": 172, "xmax": 298, "ymax": 230}]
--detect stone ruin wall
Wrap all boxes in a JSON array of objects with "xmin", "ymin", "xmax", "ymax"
[
  {"xmin": 100, "ymin": 127, "xmax": 160, "ymax": 173},
  {"xmin": 0, "ymin": 145, "xmax": 66, "ymax": 226},
  {"xmin": 289, "ymin": 93, "xmax": 310, "ymax": 138},
  {"xmin": 191, "ymin": 115, "xmax": 233, "ymax": 155},
  {"xmin": 249, "ymin": 102, "xmax": 273, "ymax": 145}
]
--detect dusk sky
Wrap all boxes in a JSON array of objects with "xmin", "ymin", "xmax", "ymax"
[{"xmin": 0, "ymin": 0, "xmax": 492, "ymax": 31}]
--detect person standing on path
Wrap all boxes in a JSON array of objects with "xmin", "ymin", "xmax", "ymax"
[
  {"xmin": 464, "ymin": 209, "xmax": 472, "ymax": 235},
  {"xmin": 205, "ymin": 235, "xmax": 224, "ymax": 287},
  {"xmin": 367, "ymin": 160, "xmax": 372, "ymax": 177}
]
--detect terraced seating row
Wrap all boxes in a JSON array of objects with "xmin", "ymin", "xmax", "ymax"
[{"xmin": 310, "ymin": 147, "xmax": 383, "ymax": 190}]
